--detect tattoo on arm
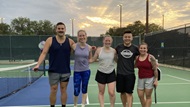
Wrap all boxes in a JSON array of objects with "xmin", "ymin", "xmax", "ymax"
[
  {"xmin": 150, "ymin": 56, "xmax": 159, "ymax": 79},
  {"xmin": 150, "ymin": 56, "xmax": 157, "ymax": 70}
]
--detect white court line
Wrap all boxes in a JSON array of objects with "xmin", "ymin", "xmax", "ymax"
[
  {"xmin": 84, "ymin": 101, "xmax": 190, "ymax": 105},
  {"xmin": 3, "ymin": 101, "xmax": 190, "ymax": 107},
  {"xmin": 166, "ymin": 74, "xmax": 190, "ymax": 82},
  {"xmin": 88, "ymin": 82, "xmax": 190, "ymax": 87},
  {"xmin": 158, "ymin": 83, "xmax": 190, "ymax": 85}
]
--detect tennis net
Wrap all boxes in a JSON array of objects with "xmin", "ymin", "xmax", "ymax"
[{"xmin": 0, "ymin": 62, "xmax": 44, "ymax": 100}]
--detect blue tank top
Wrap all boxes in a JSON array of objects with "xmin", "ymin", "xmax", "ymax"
[
  {"xmin": 48, "ymin": 36, "xmax": 71, "ymax": 74},
  {"xmin": 74, "ymin": 43, "xmax": 90, "ymax": 72}
]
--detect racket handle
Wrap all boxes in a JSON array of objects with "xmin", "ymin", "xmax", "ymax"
[
  {"xmin": 154, "ymin": 86, "xmax": 157, "ymax": 104},
  {"xmin": 33, "ymin": 68, "xmax": 39, "ymax": 72}
]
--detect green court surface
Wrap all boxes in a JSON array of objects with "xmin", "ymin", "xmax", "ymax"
[
  {"xmin": 1, "ymin": 62, "xmax": 190, "ymax": 107},
  {"xmin": 86, "ymin": 63, "xmax": 190, "ymax": 107}
]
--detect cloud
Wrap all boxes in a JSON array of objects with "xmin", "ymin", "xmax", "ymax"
[
  {"xmin": 86, "ymin": 16, "xmax": 118, "ymax": 25},
  {"xmin": 1, "ymin": 0, "xmax": 190, "ymax": 36},
  {"xmin": 79, "ymin": 22, "xmax": 91, "ymax": 29}
]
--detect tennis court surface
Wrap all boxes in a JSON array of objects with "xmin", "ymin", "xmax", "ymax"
[{"xmin": 0, "ymin": 62, "xmax": 190, "ymax": 107}]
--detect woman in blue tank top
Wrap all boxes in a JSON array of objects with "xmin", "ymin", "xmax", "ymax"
[{"xmin": 71, "ymin": 30, "xmax": 92, "ymax": 107}]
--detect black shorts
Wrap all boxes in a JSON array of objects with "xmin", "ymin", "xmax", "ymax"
[
  {"xmin": 116, "ymin": 73, "xmax": 136, "ymax": 93},
  {"xmin": 95, "ymin": 69, "xmax": 116, "ymax": 84}
]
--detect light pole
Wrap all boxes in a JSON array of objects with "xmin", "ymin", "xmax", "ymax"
[
  {"xmin": 162, "ymin": 14, "xmax": 164, "ymax": 29},
  {"xmin": 145, "ymin": 0, "xmax": 149, "ymax": 34},
  {"xmin": 117, "ymin": 4, "xmax": 122, "ymax": 28},
  {"xmin": 0, "ymin": 17, "xmax": 5, "ymax": 23},
  {"xmin": 70, "ymin": 19, "xmax": 75, "ymax": 36}
]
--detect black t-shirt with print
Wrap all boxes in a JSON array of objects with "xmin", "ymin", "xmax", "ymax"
[{"xmin": 116, "ymin": 43, "xmax": 139, "ymax": 75}]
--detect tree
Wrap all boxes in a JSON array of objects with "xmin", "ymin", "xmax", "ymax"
[
  {"xmin": 106, "ymin": 27, "xmax": 117, "ymax": 36},
  {"xmin": 106, "ymin": 27, "xmax": 126, "ymax": 36},
  {"xmin": 149, "ymin": 23, "xmax": 163, "ymax": 33},
  {"xmin": 11, "ymin": 17, "xmax": 31, "ymax": 35},
  {"xmin": 0, "ymin": 23, "xmax": 11, "ymax": 35},
  {"xmin": 106, "ymin": 20, "xmax": 163, "ymax": 36},
  {"xmin": 37, "ymin": 20, "xmax": 54, "ymax": 35},
  {"xmin": 30, "ymin": 20, "xmax": 39, "ymax": 35},
  {"xmin": 9, "ymin": 17, "xmax": 54, "ymax": 35},
  {"xmin": 126, "ymin": 21, "xmax": 146, "ymax": 36},
  {"xmin": 41, "ymin": 20, "xmax": 54, "ymax": 35}
]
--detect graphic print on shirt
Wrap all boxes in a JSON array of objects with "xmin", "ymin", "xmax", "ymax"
[{"xmin": 121, "ymin": 49, "xmax": 133, "ymax": 58}]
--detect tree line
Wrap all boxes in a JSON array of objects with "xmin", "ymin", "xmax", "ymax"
[
  {"xmin": 0, "ymin": 17, "xmax": 55, "ymax": 36},
  {"xmin": 0, "ymin": 17, "xmax": 164, "ymax": 36},
  {"xmin": 105, "ymin": 20, "xmax": 164, "ymax": 37}
]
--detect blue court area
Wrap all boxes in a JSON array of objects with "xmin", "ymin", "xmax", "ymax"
[
  {"xmin": 0, "ymin": 65, "xmax": 82, "ymax": 107},
  {"xmin": 0, "ymin": 76, "xmax": 82, "ymax": 106}
]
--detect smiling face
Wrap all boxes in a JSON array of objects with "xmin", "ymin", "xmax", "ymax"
[
  {"xmin": 103, "ymin": 36, "xmax": 113, "ymax": 48},
  {"xmin": 139, "ymin": 43, "xmax": 148, "ymax": 55},
  {"xmin": 123, "ymin": 33, "xmax": 133, "ymax": 46},
  {"xmin": 56, "ymin": 24, "xmax": 66, "ymax": 37},
  {"xmin": 77, "ymin": 30, "xmax": 87, "ymax": 43}
]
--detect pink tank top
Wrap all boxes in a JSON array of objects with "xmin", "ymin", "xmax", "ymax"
[{"xmin": 136, "ymin": 54, "xmax": 154, "ymax": 78}]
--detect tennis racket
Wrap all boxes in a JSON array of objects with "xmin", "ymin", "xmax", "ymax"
[
  {"xmin": 154, "ymin": 68, "xmax": 162, "ymax": 104},
  {"xmin": 154, "ymin": 86, "xmax": 157, "ymax": 103}
]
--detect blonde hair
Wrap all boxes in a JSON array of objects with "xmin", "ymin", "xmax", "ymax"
[
  {"xmin": 103, "ymin": 34, "xmax": 113, "ymax": 41},
  {"xmin": 77, "ymin": 30, "xmax": 87, "ymax": 36},
  {"xmin": 77, "ymin": 30, "xmax": 87, "ymax": 42}
]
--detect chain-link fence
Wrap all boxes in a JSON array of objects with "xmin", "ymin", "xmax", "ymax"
[
  {"xmin": 0, "ymin": 35, "xmax": 140, "ymax": 61},
  {"xmin": 1, "ymin": 26, "xmax": 190, "ymax": 69},
  {"xmin": 145, "ymin": 24, "xmax": 190, "ymax": 68}
]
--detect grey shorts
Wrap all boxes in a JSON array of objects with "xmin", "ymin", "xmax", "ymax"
[
  {"xmin": 48, "ymin": 72, "xmax": 71, "ymax": 86},
  {"xmin": 137, "ymin": 77, "xmax": 154, "ymax": 90}
]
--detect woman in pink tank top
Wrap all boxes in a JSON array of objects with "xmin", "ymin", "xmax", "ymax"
[{"xmin": 135, "ymin": 42, "xmax": 158, "ymax": 107}]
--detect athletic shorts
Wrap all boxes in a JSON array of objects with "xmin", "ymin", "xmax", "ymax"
[
  {"xmin": 116, "ymin": 74, "xmax": 136, "ymax": 93},
  {"xmin": 73, "ymin": 70, "xmax": 91, "ymax": 96},
  {"xmin": 95, "ymin": 69, "xmax": 116, "ymax": 84},
  {"xmin": 137, "ymin": 77, "xmax": 154, "ymax": 90},
  {"xmin": 48, "ymin": 72, "xmax": 70, "ymax": 86}
]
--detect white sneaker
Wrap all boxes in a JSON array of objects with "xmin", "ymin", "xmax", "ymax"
[{"xmin": 81, "ymin": 104, "xmax": 85, "ymax": 107}]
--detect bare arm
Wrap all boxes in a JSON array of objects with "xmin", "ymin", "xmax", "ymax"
[
  {"xmin": 69, "ymin": 38, "xmax": 75, "ymax": 46},
  {"xmin": 69, "ymin": 38, "xmax": 75, "ymax": 54},
  {"xmin": 134, "ymin": 56, "xmax": 139, "ymax": 68},
  {"xmin": 89, "ymin": 47, "xmax": 100, "ymax": 63},
  {"xmin": 33, "ymin": 37, "xmax": 51, "ymax": 71},
  {"xmin": 113, "ymin": 49, "xmax": 118, "ymax": 62},
  {"xmin": 150, "ymin": 54, "xmax": 158, "ymax": 87},
  {"xmin": 88, "ymin": 45, "xmax": 93, "ymax": 62}
]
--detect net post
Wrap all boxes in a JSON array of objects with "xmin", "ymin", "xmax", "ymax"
[
  {"xmin": 38, "ymin": 41, "xmax": 46, "ymax": 76},
  {"xmin": 43, "ymin": 60, "xmax": 46, "ymax": 76},
  {"xmin": 28, "ymin": 66, "xmax": 31, "ymax": 84}
]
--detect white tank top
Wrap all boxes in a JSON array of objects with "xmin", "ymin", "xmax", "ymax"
[{"xmin": 98, "ymin": 47, "xmax": 115, "ymax": 74}]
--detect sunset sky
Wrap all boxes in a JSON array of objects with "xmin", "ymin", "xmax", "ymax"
[{"xmin": 0, "ymin": 0, "xmax": 190, "ymax": 36}]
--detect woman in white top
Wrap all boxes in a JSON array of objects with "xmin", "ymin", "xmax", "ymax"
[{"xmin": 90, "ymin": 35, "xmax": 117, "ymax": 107}]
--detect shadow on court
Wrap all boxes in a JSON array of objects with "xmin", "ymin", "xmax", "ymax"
[{"xmin": 0, "ymin": 77, "xmax": 81, "ymax": 106}]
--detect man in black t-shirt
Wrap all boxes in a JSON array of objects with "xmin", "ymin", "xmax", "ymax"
[{"xmin": 115, "ymin": 31, "xmax": 139, "ymax": 107}]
